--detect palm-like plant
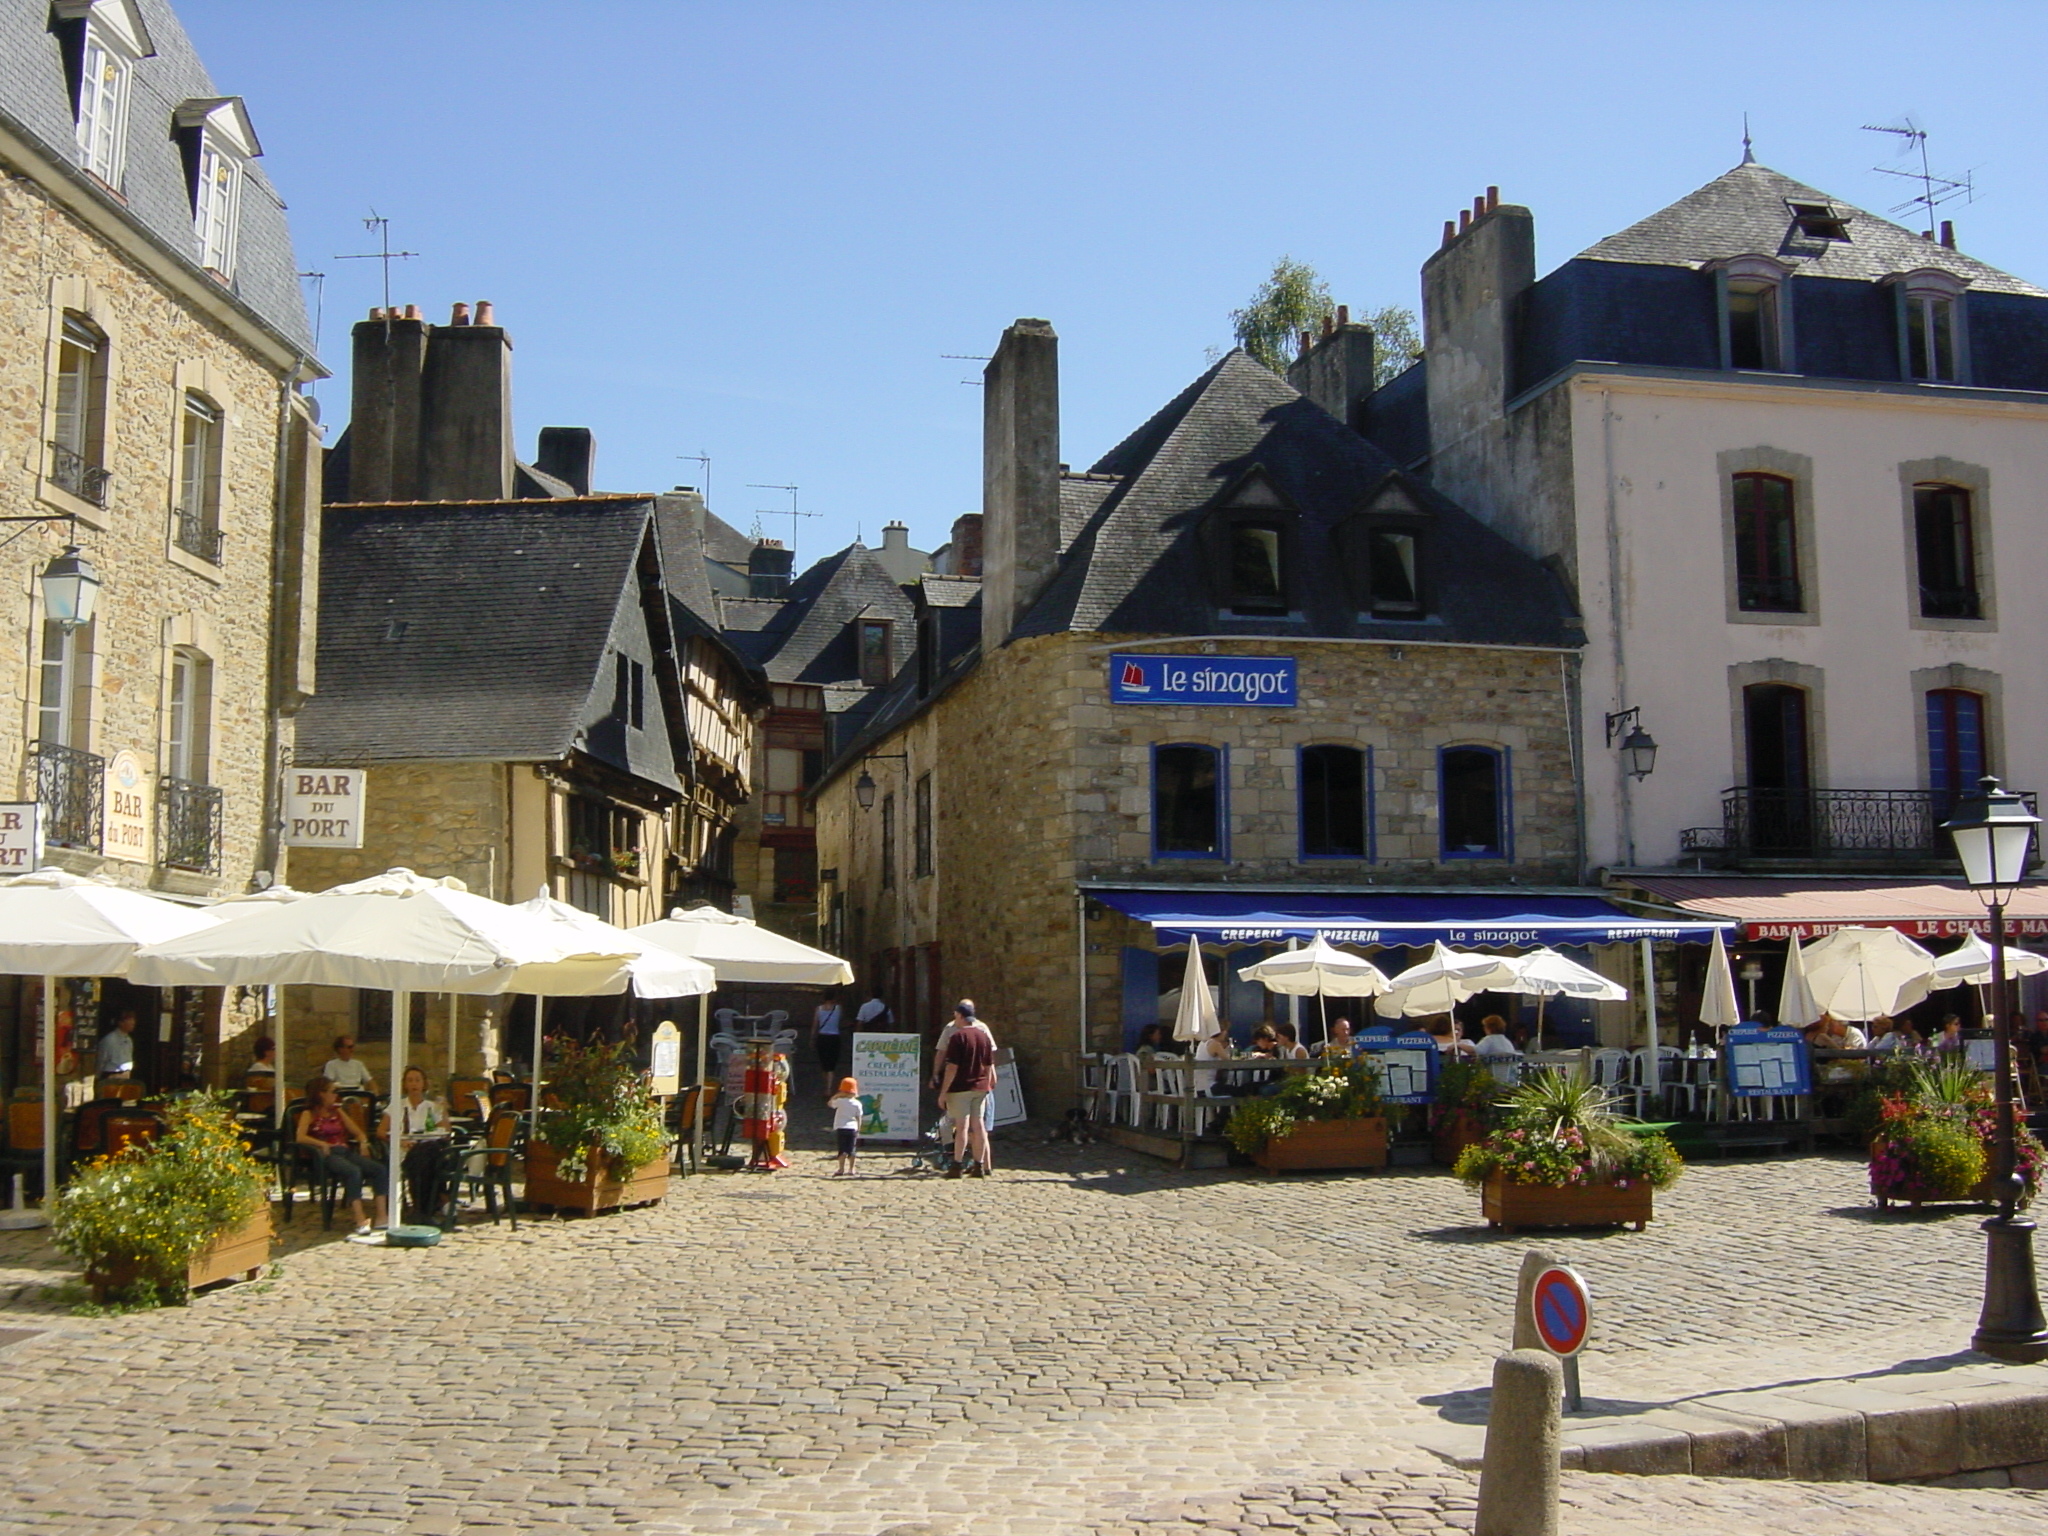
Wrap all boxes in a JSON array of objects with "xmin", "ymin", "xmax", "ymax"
[{"xmin": 1498, "ymin": 1068, "xmax": 1634, "ymax": 1174}]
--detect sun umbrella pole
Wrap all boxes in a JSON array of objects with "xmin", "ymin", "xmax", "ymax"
[
  {"xmin": 1640, "ymin": 939, "xmax": 1660, "ymax": 1109},
  {"xmin": 41, "ymin": 976, "xmax": 57, "ymax": 1209},
  {"xmin": 388, "ymin": 988, "xmax": 408, "ymax": 1230},
  {"xmin": 447, "ymin": 993, "xmax": 458, "ymax": 1086},
  {"xmin": 694, "ymin": 991, "xmax": 709, "ymax": 1169},
  {"xmin": 1535, "ymin": 992, "xmax": 1548, "ymax": 1053},
  {"xmin": 530, "ymin": 995, "xmax": 546, "ymax": 1123},
  {"xmin": 272, "ymin": 985, "xmax": 286, "ymax": 1132}
]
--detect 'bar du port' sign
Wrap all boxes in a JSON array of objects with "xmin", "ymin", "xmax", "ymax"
[
  {"xmin": 282, "ymin": 769, "xmax": 368, "ymax": 848},
  {"xmin": 1108, "ymin": 653, "xmax": 1296, "ymax": 707}
]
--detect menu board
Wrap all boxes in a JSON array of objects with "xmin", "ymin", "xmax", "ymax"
[
  {"xmin": 1725, "ymin": 1026, "xmax": 1812, "ymax": 1098},
  {"xmin": 1357, "ymin": 1031, "xmax": 1439, "ymax": 1104},
  {"xmin": 850, "ymin": 1033, "xmax": 922, "ymax": 1142}
]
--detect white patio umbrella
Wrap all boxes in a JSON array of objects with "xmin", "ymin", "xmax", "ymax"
[
  {"xmin": 207, "ymin": 886, "xmax": 311, "ymax": 1130},
  {"xmin": 1796, "ymin": 926, "xmax": 1938, "ymax": 1024},
  {"xmin": 1237, "ymin": 937, "xmax": 1389, "ymax": 1045},
  {"xmin": 1171, "ymin": 941, "xmax": 1221, "ymax": 1051},
  {"xmin": 1374, "ymin": 942, "xmax": 1518, "ymax": 1018},
  {"xmin": 1776, "ymin": 933, "xmax": 1822, "ymax": 1028},
  {"xmin": 631, "ymin": 905, "xmax": 853, "ymax": 1164},
  {"xmin": 516, "ymin": 891, "xmax": 715, "ymax": 1128},
  {"xmin": 0, "ymin": 870, "xmax": 222, "ymax": 1206},
  {"xmin": 133, "ymin": 869, "xmax": 677, "ymax": 1234},
  {"xmin": 1699, "ymin": 929, "xmax": 1742, "ymax": 1036},
  {"xmin": 1932, "ymin": 932, "xmax": 2048, "ymax": 987},
  {"xmin": 1499, "ymin": 947, "xmax": 1628, "ymax": 1048}
]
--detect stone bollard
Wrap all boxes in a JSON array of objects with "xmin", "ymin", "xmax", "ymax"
[
  {"xmin": 1476, "ymin": 1349, "xmax": 1562, "ymax": 1536},
  {"xmin": 1511, "ymin": 1246, "xmax": 1562, "ymax": 1351}
]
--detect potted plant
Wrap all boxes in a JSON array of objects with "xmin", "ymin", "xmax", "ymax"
[
  {"xmin": 525, "ymin": 1039, "xmax": 672, "ymax": 1214},
  {"xmin": 1454, "ymin": 1069, "xmax": 1683, "ymax": 1231},
  {"xmin": 50, "ymin": 1094, "xmax": 272, "ymax": 1305},
  {"xmin": 1225, "ymin": 1058, "xmax": 1389, "ymax": 1174},
  {"xmin": 1431, "ymin": 1058, "xmax": 1502, "ymax": 1166},
  {"xmin": 1868, "ymin": 1058, "xmax": 2044, "ymax": 1211}
]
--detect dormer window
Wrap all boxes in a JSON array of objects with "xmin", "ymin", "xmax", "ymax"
[
  {"xmin": 1339, "ymin": 477, "xmax": 1431, "ymax": 620},
  {"xmin": 857, "ymin": 618, "xmax": 893, "ymax": 687},
  {"xmin": 55, "ymin": 1, "xmax": 152, "ymax": 190},
  {"xmin": 1229, "ymin": 523, "xmax": 1286, "ymax": 613},
  {"xmin": 174, "ymin": 99, "xmax": 261, "ymax": 281},
  {"xmin": 1710, "ymin": 255, "xmax": 1792, "ymax": 373},
  {"xmin": 1891, "ymin": 268, "xmax": 1969, "ymax": 383},
  {"xmin": 1207, "ymin": 468, "xmax": 1296, "ymax": 617},
  {"xmin": 1787, "ymin": 201, "xmax": 1850, "ymax": 241}
]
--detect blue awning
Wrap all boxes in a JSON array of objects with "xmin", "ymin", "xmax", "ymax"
[{"xmin": 1086, "ymin": 888, "xmax": 1731, "ymax": 948}]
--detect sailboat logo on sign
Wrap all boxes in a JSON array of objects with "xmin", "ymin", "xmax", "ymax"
[{"xmin": 1119, "ymin": 659, "xmax": 1151, "ymax": 693}]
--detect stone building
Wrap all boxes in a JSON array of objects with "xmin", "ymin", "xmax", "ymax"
[
  {"xmin": 0, "ymin": 0, "xmax": 323, "ymax": 1092},
  {"xmin": 814, "ymin": 320, "xmax": 1606, "ymax": 1111},
  {"xmin": 1357, "ymin": 165, "xmax": 2048, "ymax": 1020}
]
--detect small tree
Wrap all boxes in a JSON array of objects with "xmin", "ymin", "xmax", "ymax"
[
  {"xmin": 1362, "ymin": 304, "xmax": 1422, "ymax": 388},
  {"xmin": 1231, "ymin": 259, "xmax": 1421, "ymax": 388}
]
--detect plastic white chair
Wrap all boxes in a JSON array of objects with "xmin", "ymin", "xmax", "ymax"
[
  {"xmin": 762, "ymin": 1009, "xmax": 790, "ymax": 1030},
  {"xmin": 1152, "ymin": 1063, "xmax": 1188, "ymax": 1133},
  {"xmin": 1105, "ymin": 1053, "xmax": 1142, "ymax": 1126}
]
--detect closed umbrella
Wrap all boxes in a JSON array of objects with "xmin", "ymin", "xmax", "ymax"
[
  {"xmin": 1498, "ymin": 946, "xmax": 1628, "ymax": 1048},
  {"xmin": 0, "ymin": 870, "xmax": 221, "ymax": 1206},
  {"xmin": 1237, "ymin": 937, "xmax": 1389, "ymax": 1045},
  {"xmin": 1776, "ymin": 934, "xmax": 1821, "ymax": 1028},
  {"xmin": 1375, "ymin": 942, "xmax": 1517, "ymax": 1018},
  {"xmin": 1798, "ymin": 926, "xmax": 1938, "ymax": 1023},
  {"xmin": 1699, "ymin": 929, "xmax": 1742, "ymax": 1036},
  {"xmin": 1171, "ymin": 941, "xmax": 1221, "ymax": 1051}
]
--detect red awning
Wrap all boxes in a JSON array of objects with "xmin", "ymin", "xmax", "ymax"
[{"xmin": 1623, "ymin": 876, "xmax": 2048, "ymax": 942}]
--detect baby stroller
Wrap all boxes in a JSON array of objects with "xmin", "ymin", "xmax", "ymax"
[{"xmin": 901, "ymin": 1117, "xmax": 957, "ymax": 1175}]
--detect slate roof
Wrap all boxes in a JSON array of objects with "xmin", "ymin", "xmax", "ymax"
[
  {"xmin": 297, "ymin": 497, "xmax": 665, "ymax": 767},
  {"xmin": 0, "ymin": 0, "xmax": 316, "ymax": 353},
  {"xmin": 918, "ymin": 575, "xmax": 981, "ymax": 609},
  {"xmin": 1580, "ymin": 161, "xmax": 2047, "ymax": 298},
  {"xmin": 734, "ymin": 542, "xmax": 918, "ymax": 685},
  {"xmin": 650, "ymin": 490, "xmax": 723, "ymax": 630},
  {"xmin": 1012, "ymin": 350, "xmax": 1578, "ymax": 647},
  {"xmin": 700, "ymin": 507, "xmax": 757, "ymax": 569}
]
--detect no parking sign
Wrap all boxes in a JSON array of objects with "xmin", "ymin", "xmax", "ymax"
[{"xmin": 1531, "ymin": 1266, "xmax": 1591, "ymax": 1355}]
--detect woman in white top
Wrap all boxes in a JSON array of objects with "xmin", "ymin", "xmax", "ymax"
[
  {"xmin": 321, "ymin": 1035, "xmax": 379, "ymax": 1094},
  {"xmin": 378, "ymin": 1066, "xmax": 449, "ymax": 1220}
]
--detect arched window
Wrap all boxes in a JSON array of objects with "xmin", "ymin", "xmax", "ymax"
[
  {"xmin": 1154, "ymin": 743, "xmax": 1224, "ymax": 858},
  {"xmin": 1926, "ymin": 688, "xmax": 1987, "ymax": 814},
  {"xmin": 1300, "ymin": 745, "xmax": 1368, "ymax": 859},
  {"xmin": 1439, "ymin": 746, "xmax": 1507, "ymax": 859},
  {"xmin": 1732, "ymin": 472, "xmax": 1801, "ymax": 613}
]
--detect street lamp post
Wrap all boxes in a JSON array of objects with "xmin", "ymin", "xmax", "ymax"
[{"xmin": 1942, "ymin": 775, "xmax": 2048, "ymax": 1362}]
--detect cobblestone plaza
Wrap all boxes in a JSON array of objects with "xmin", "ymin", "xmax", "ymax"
[{"xmin": 4, "ymin": 1139, "xmax": 2046, "ymax": 1534}]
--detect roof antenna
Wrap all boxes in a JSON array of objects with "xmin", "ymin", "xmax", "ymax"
[
  {"xmin": 1862, "ymin": 118, "xmax": 1977, "ymax": 234},
  {"xmin": 1741, "ymin": 113, "xmax": 1755, "ymax": 165},
  {"xmin": 334, "ymin": 211, "xmax": 419, "ymax": 318}
]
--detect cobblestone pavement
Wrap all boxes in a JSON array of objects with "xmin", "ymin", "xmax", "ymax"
[{"xmin": 2, "ymin": 1134, "xmax": 2045, "ymax": 1534}]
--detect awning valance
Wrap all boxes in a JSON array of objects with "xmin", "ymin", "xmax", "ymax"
[
  {"xmin": 1624, "ymin": 875, "xmax": 2048, "ymax": 943},
  {"xmin": 1085, "ymin": 887, "xmax": 1730, "ymax": 948}
]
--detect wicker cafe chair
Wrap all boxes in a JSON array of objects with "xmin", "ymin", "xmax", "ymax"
[{"xmin": 448, "ymin": 1077, "xmax": 491, "ymax": 1122}]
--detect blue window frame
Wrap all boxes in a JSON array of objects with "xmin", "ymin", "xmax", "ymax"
[
  {"xmin": 1927, "ymin": 688, "xmax": 1986, "ymax": 815},
  {"xmin": 1299, "ymin": 744, "xmax": 1371, "ymax": 860},
  {"xmin": 1153, "ymin": 743, "xmax": 1225, "ymax": 859},
  {"xmin": 1438, "ymin": 745, "xmax": 1510, "ymax": 859}
]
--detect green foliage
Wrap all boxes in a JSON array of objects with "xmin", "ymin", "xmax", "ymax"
[
  {"xmin": 1844, "ymin": 1054, "xmax": 1929, "ymax": 1143},
  {"xmin": 1435, "ymin": 1057, "xmax": 1503, "ymax": 1111},
  {"xmin": 49, "ymin": 1094, "xmax": 266, "ymax": 1306},
  {"xmin": 1454, "ymin": 1068, "xmax": 1683, "ymax": 1190},
  {"xmin": 1361, "ymin": 304, "xmax": 1423, "ymax": 388},
  {"xmin": 1865, "ymin": 1057, "xmax": 2037, "ymax": 1206},
  {"xmin": 1223, "ymin": 1057, "xmax": 1385, "ymax": 1154},
  {"xmin": 1231, "ymin": 258, "xmax": 1333, "ymax": 373},
  {"xmin": 535, "ymin": 1038, "xmax": 669, "ymax": 1181}
]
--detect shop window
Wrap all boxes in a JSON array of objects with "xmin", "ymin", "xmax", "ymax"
[
  {"xmin": 858, "ymin": 619, "xmax": 893, "ymax": 688},
  {"xmin": 1913, "ymin": 483, "xmax": 1979, "ymax": 619},
  {"xmin": 1732, "ymin": 472, "xmax": 1801, "ymax": 613},
  {"xmin": 1439, "ymin": 746, "xmax": 1507, "ymax": 859},
  {"xmin": 1927, "ymin": 688, "xmax": 1987, "ymax": 814},
  {"xmin": 1154, "ymin": 743, "xmax": 1224, "ymax": 858},
  {"xmin": 1300, "ymin": 744, "xmax": 1368, "ymax": 859},
  {"xmin": 913, "ymin": 771, "xmax": 933, "ymax": 878}
]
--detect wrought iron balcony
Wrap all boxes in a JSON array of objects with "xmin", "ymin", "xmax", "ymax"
[
  {"xmin": 158, "ymin": 777, "xmax": 224, "ymax": 873},
  {"xmin": 1681, "ymin": 787, "xmax": 2040, "ymax": 866},
  {"xmin": 173, "ymin": 510, "xmax": 224, "ymax": 564},
  {"xmin": 47, "ymin": 441, "xmax": 111, "ymax": 508},
  {"xmin": 29, "ymin": 740, "xmax": 103, "ymax": 852}
]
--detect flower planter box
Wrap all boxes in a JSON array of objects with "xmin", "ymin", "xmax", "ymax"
[
  {"xmin": 1872, "ymin": 1172, "xmax": 2001, "ymax": 1212},
  {"xmin": 1481, "ymin": 1171, "xmax": 1653, "ymax": 1232},
  {"xmin": 1432, "ymin": 1109, "xmax": 1489, "ymax": 1167},
  {"xmin": 524, "ymin": 1142, "xmax": 670, "ymax": 1214},
  {"xmin": 89, "ymin": 1203, "xmax": 274, "ymax": 1302},
  {"xmin": 1254, "ymin": 1117, "xmax": 1388, "ymax": 1175}
]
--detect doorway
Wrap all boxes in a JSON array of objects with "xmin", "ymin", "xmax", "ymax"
[{"xmin": 1744, "ymin": 684, "xmax": 1811, "ymax": 852}]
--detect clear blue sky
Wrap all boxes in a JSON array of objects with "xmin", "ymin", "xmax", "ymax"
[{"xmin": 179, "ymin": 1, "xmax": 2048, "ymax": 565}]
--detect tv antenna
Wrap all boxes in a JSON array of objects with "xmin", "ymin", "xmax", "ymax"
[
  {"xmin": 746, "ymin": 483, "xmax": 822, "ymax": 560},
  {"xmin": 943, "ymin": 352, "xmax": 990, "ymax": 387},
  {"xmin": 1862, "ymin": 120, "xmax": 1976, "ymax": 231},
  {"xmin": 335, "ymin": 211, "xmax": 420, "ymax": 314},
  {"xmin": 677, "ymin": 452, "xmax": 711, "ymax": 507}
]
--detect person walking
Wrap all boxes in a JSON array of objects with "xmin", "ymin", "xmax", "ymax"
[
  {"xmin": 811, "ymin": 993, "xmax": 847, "ymax": 1095},
  {"xmin": 855, "ymin": 989, "xmax": 893, "ymax": 1030},
  {"xmin": 829, "ymin": 1076, "xmax": 864, "ymax": 1177},
  {"xmin": 937, "ymin": 1000, "xmax": 998, "ymax": 1178}
]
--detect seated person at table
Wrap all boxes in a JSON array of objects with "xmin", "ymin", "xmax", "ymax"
[
  {"xmin": 1806, "ymin": 1013, "xmax": 1868, "ymax": 1082},
  {"xmin": 1869, "ymin": 1016, "xmax": 1923, "ymax": 1052},
  {"xmin": 1324, "ymin": 1018, "xmax": 1357, "ymax": 1058},
  {"xmin": 1135, "ymin": 1022, "xmax": 1180, "ymax": 1054},
  {"xmin": 321, "ymin": 1035, "xmax": 380, "ymax": 1095},
  {"xmin": 1934, "ymin": 1015, "xmax": 1965, "ymax": 1054},
  {"xmin": 244, "ymin": 1036, "xmax": 277, "ymax": 1078},
  {"xmin": 296, "ymin": 1076, "xmax": 387, "ymax": 1237},
  {"xmin": 1428, "ymin": 1015, "xmax": 1478, "ymax": 1059},
  {"xmin": 379, "ymin": 1066, "xmax": 451, "ymax": 1220},
  {"xmin": 1199, "ymin": 1027, "xmax": 1235, "ymax": 1060},
  {"xmin": 1473, "ymin": 1015, "xmax": 1522, "ymax": 1083},
  {"xmin": 1247, "ymin": 1025, "xmax": 1281, "ymax": 1058},
  {"xmin": 1272, "ymin": 1022, "xmax": 1310, "ymax": 1060}
]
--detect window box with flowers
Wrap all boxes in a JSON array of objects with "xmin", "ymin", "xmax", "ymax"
[
  {"xmin": 1225, "ymin": 1058, "xmax": 1389, "ymax": 1174},
  {"xmin": 1867, "ymin": 1059, "xmax": 2044, "ymax": 1212},
  {"xmin": 1454, "ymin": 1070, "xmax": 1682, "ymax": 1232}
]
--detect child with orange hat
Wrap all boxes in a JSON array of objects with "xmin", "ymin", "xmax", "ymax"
[{"xmin": 828, "ymin": 1076, "xmax": 864, "ymax": 1177}]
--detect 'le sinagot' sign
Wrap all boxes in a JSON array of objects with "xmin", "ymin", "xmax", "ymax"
[{"xmin": 282, "ymin": 769, "xmax": 367, "ymax": 848}]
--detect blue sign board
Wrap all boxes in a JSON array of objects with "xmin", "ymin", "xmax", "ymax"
[
  {"xmin": 1108, "ymin": 653, "xmax": 1297, "ymax": 707},
  {"xmin": 1356, "ymin": 1030, "xmax": 1439, "ymax": 1104},
  {"xmin": 1724, "ymin": 1026, "xmax": 1812, "ymax": 1098}
]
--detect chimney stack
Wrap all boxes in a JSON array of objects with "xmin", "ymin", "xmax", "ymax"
[
  {"xmin": 536, "ymin": 426, "xmax": 596, "ymax": 495},
  {"xmin": 748, "ymin": 540, "xmax": 794, "ymax": 598},
  {"xmin": 347, "ymin": 308, "xmax": 429, "ymax": 500},
  {"xmin": 1287, "ymin": 306, "xmax": 1378, "ymax": 434},
  {"xmin": 450, "ymin": 301, "xmax": 471, "ymax": 326},
  {"xmin": 980, "ymin": 318, "xmax": 1060, "ymax": 653},
  {"xmin": 1941, "ymin": 220, "xmax": 1957, "ymax": 249},
  {"xmin": 948, "ymin": 513, "xmax": 984, "ymax": 578}
]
